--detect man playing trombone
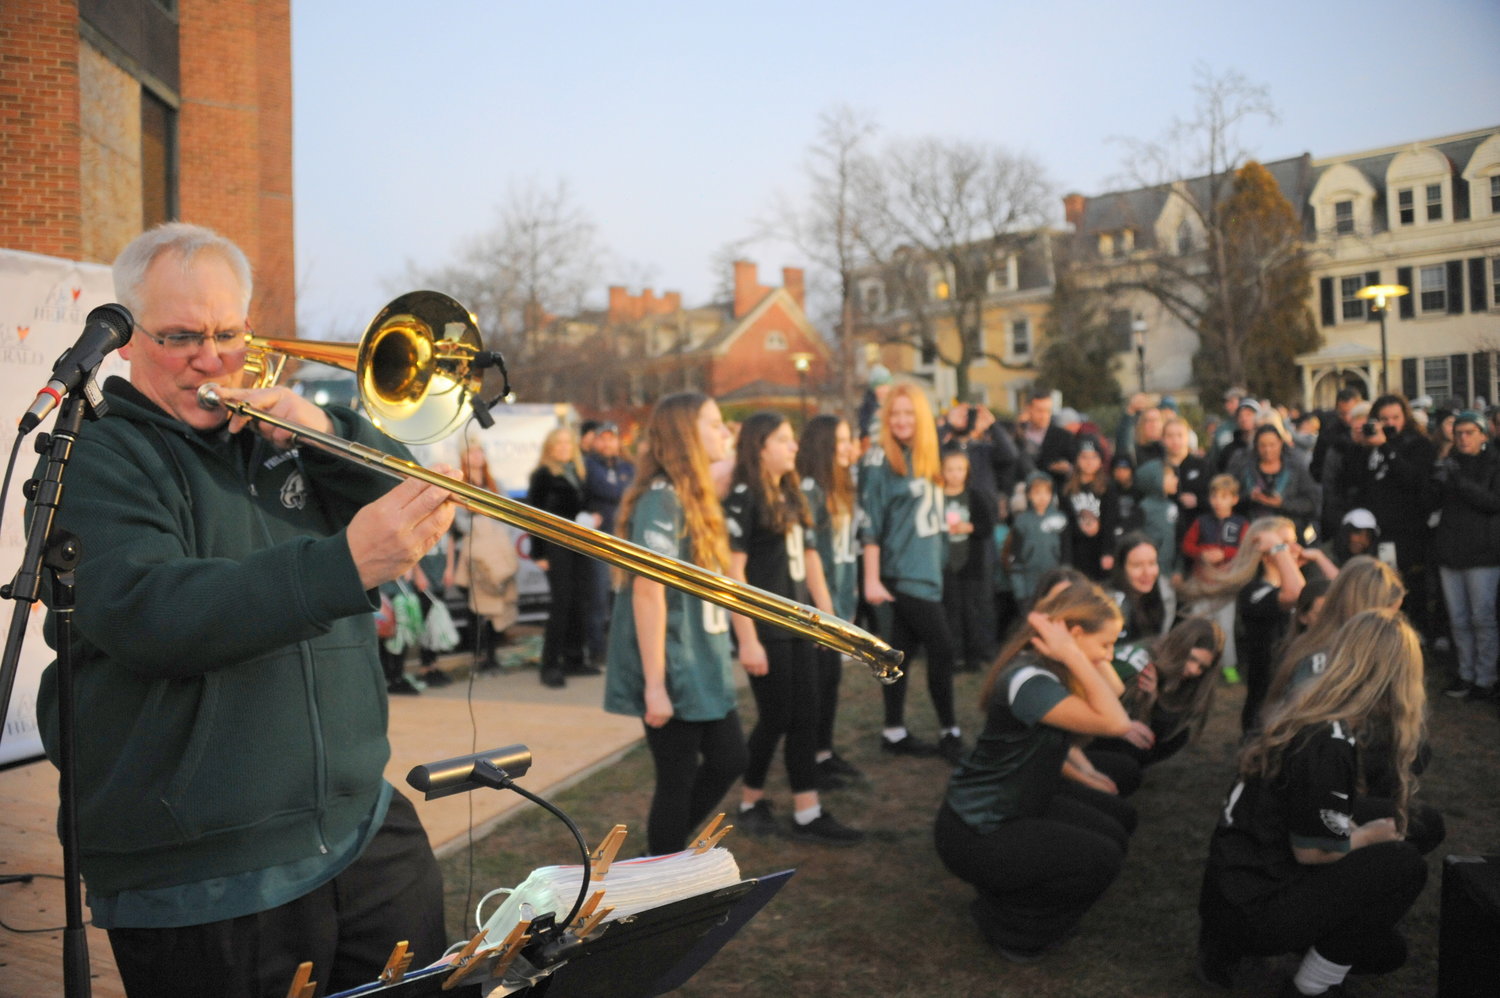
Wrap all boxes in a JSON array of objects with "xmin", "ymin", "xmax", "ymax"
[{"xmin": 33, "ymin": 223, "xmax": 455, "ymax": 997}]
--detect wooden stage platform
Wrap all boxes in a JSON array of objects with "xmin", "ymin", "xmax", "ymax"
[{"xmin": 0, "ymin": 672, "xmax": 641, "ymax": 997}]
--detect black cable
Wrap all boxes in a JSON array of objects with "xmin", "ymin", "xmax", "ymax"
[
  {"xmin": 0, "ymin": 431, "xmax": 28, "ymax": 543},
  {"xmin": 0, "ymin": 873, "xmax": 72, "ymax": 934}
]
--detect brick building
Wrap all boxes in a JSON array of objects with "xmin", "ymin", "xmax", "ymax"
[
  {"xmin": 532, "ymin": 260, "xmax": 832, "ymax": 429},
  {"xmin": 0, "ymin": 0, "xmax": 295, "ymax": 334}
]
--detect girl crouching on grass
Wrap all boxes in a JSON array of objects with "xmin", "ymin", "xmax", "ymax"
[
  {"xmin": 934, "ymin": 583, "xmax": 1136, "ymax": 963},
  {"xmin": 1197, "ymin": 608, "xmax": 1429, "ymax": 996}
]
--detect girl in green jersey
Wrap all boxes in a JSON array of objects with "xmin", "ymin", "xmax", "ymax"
[{"xmin": 603, "ymin": 393, "xmax": 746, "ymax": 856}]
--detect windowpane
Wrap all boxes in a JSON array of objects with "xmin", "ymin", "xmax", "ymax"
[
  {"xmin": 1420, "ymin": 265, "xmax": 1447, "ymax": 312},
  {"xmin": 1491, "ymin": 256, "xmax": 1500, "ymax": 308},
  {"xmin": 140, "ymin": 90, "xmax": 176, "ymax": 227},
  {"xmin": 1334, "ymin": 200, "xmax": 1354, "ymax": 234},
  {"xmin": 1491, "ymin": 176, "xmax": 1500, "ymax": 213},
  {"xmin": 1423, "ymin": 356, "xmax": 1451, "ymax": 399},
  {"xmin": 1010, "ymin": 318, "xmax": 1031, "ymax": 357},
  {"xmin": 1398, "ymin": 188, "xmax": 1415, "ymax": 225},
  {"xmin": 1426, "ymin": 183, "xmax": 1443, "ymax": 221},
  {"xmin": 1340, "ymin": 276, "xmax": 1366, "ymax": 320}
]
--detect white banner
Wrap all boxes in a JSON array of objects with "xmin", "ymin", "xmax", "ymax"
[{"xmin": 0, "ymin": 249, "xmax": 121, "ymax": 766}]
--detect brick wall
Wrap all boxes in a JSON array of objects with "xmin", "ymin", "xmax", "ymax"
[
  {"xmin": 0, "ymin": 0, "xmax": 84, "ymax": 259},
  {"xmin": 79, "ymin": 42, "xmax": 141, "ymax": 263}
]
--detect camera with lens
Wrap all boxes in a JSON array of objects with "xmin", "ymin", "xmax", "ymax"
[{"xmin": 1363, "ymin": 420, "xmax": 1379, "ymax": 437}]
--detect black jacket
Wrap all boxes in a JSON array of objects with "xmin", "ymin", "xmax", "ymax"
[{"xmin": 1431, "ymin": 446, "xmax": 1500, "ymax": 569}]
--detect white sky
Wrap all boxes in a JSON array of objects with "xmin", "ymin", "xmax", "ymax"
[{"xmin": 291, "ymin": 0, "xmax": 1500, "ymax": 338}]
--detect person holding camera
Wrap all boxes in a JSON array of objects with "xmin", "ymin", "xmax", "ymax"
[
  {"xmin": 1429, "ymin": 409, "xmax": 1500, "ymax": 701},
  {"xmin": 1341, "ymin": 394, "xmax": 1437, "ymax": 640},
  {"xmin": 940, "ymin": 400, "xmax": 1020, "ymax": 504}
]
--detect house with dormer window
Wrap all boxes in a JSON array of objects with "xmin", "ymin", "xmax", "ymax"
[{"xmin": 1299, "ymin": 127, "xmax": 1500, "ymax": 408}]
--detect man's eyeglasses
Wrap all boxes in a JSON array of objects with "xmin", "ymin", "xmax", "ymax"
[{"xmin": 136, "ymin": 325, "xmax": 253, "ymax": 355}]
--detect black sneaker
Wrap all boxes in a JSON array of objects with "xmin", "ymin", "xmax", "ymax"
[
  {"xmin": 880, "ymin": 734, "xmax": 939, "ymax": 757},
  {"xmin": 737, "ymin": 800, "xmax": 778, "ymax": 837},
  {"xmin": 1443, "ymin": 679, "xmax": 1473, "ymax": 699},
  {"xmin": 1465, "ymin": 684, "xmax": 1498, "ymax": 703},
  {"xmin": 387, "ymin": 676, "xmax": 422, "ymax": 696},
  {"xmin": 820, "ymin": 752, "xmax": 864, "ymax": 780},
  {"xmin": 419, "ymin": 668, "xmax": 453, "ymax": 688},
  {"xmin": 787, "ymin": 810, "xmax": 864, "ymax": 846},
  {"xmin": 540, "ymin": 668, "xmax": 567, "ymax": 688},
  {"xmin": 814, "ymin": 766, "xmax": 848, "ymax": 792},
  {"xmin": 939, "ymin": 733, "xmax": 965, "ymax": 764}
]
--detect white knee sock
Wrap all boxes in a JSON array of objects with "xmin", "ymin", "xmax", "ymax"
[{"xmin": 1292, "ymin": 946, "xmax": 1351, "ymax": 995}]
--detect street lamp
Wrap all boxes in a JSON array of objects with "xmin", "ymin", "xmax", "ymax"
[
  {"xmin": 1355, "ymin": 283, "xmax": 1409, "ymax": 395},
  {"xmin": 791, "ymin": 351, "xmax": 814, "ymax": 424},
  {"xmin": 1131, "ymin": 314, "xmax": 1147, "ymax": 393}
]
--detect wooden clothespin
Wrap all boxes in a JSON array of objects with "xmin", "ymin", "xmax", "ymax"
[
  {"xmin": 691, "ymin": 812, "xmax": 733, "ymax": 853},
  {"xmin": 443, "ymin": 919, "xmax": 531, "ymax": 989},
  {"xmin": 589, "ymin": 824, "xmax": 629, "ymax": 877},
  {"xmin": 283, "ymin": 962, "xmax": 316, "ymax": 998},
  {"xmin": 569, "ymin": 890, "xmax": 607, "ymax": 929},
  {"xmin": 378, "ymin": 940, "xmax": 413, "ymax": 984},
  {"xmin": 441, "ymin": 929, "xmax": 498, "ymax": 991},
  {"xmin": 573, "ymin": 903, "xmax": 615, "ymax": 940},
  {"xmin": 488, "ymin": 919, "xmax": 536, "ymax": 979}
]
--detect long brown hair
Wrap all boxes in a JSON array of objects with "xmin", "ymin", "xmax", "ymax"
[
  {"xmin": 615, "ymin": 393, "xmax": 729, "ymax": 572},
  {"xmin": 1265, "ymin": 556, "xmax": 1406, "ymax": 706},
  {"xmin": 1132, "ymin": 616, "xmax": 1225, "ymax": 744},
  {"xmin": 980, "ymin": 582, "xmax": 1122, "ymax": 711},
  {"xmin": 733, "ymin": 411, "xmax": 811, "ymax": 534},
  {"xmin": 1241, "ymin": 608, "xmax": 1426, "ymax": 831},
  {"xmin": 1178, "ymin": 516, "xmax": 1294, "ymax": 601},
  {"xmin": 878, "ymin": 382, "xmax": 941, "ymax": 484},
  {"xmin": 797, "ymin": 414, "xmax": 854, "ymax": 520}
]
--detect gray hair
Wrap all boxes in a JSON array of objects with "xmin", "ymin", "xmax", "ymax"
[{"xmin": 113, "ymin": 222, "xmax": 253, "ymax": 319}]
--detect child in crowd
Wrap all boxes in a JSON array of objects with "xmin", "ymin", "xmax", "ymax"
[
  {"xmin": 1111, "ymin": 454, "xmax": 1141, "ymax": 537},
  {"xmin": 1062, "ymin": 438, "xmax": 1119, "ymax": 582},
  {"xmin": 941, "ymin": 448, "xmax": 998, "ymax": 673},
  {"xmin": 1005, "ymin": 472, "xmax": 1070, "ymax": 604},
  {"xmin": 1181, "ymin": 475, "xmax": 1250, "ymax": 679},
  {"xmin": 1134, "ymin": 458, "xmax": 1181, "ymax": 585}
]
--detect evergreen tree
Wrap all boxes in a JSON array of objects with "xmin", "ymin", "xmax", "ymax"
[{"xmin": 1039, "ymin": 259, "xmax": 1123, "ymax": 413}]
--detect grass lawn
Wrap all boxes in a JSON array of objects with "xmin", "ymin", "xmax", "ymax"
[{"xmin": 439, "ymin": 653, "xmax": 1499, "ymax": 997}]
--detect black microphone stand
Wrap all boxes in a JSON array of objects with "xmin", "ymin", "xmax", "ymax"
[{"xmin": 1, "ymin": 386, "xmax": 103, "ymax": 998}]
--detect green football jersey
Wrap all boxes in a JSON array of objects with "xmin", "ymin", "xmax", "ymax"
[
  {"xmin": 858, "ymin": 446, "xmax": 944, "ymax": 602},
  {"xmin": 802, "ymin": 477, "xmax": 858, "ymax": 622},
  {"xmin": 603, "ymin": 479, "xmax": 736, "ymax": 721}
]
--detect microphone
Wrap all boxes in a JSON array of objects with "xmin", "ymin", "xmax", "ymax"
[{"xmin": 18, "ymin": 303, "xmax": 134, "ymax": 433}]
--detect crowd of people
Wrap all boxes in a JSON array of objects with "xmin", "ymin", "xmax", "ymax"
[{"xmin": 34, "ymin": 219, "xmax": 1495, "ymax": 996}]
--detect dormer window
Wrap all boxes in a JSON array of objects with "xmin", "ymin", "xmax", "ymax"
[
  {"xmin": 1118, "ymin": 229, "xmax": 1135, "ymax": 255},
  {"xmin": 765, "ymin": 330, "xmax": 787, "ymax": 350},
  {"xmin": 1334, "ymin": 200, "xmax": 1354, "ymax": 235},
  {"xmin": 1426, "ymin": 183, "xmax": 1443, "ymax": 221},
  {"xmin": 1398, "ymin": 188, "xmax": 1415, "ymax": 225}
]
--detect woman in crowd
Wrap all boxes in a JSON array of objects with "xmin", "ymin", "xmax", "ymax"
[
  {"xmin": 602, "ymin": 392, "xmax": 747, "ymax": 856},
  {"xmin": 798, "ymin": 414, "xmax": 867, "ymax": 788},
  {"xmin": 525, "ymin": 426, "xmax": 593, "ymax": 687},
  {"xmin": 1182, "ymin": 517, "xmax": 1337, "ymax": 733},
  {"xmin": 1236, "ymin": 424, "xmax": 1321, "ymax": 540},
  {"xmin": 1197, "ymin": 609, "xmax": 1429, "ymax": 997},
  {"xmin": 1109, "ymin": 532, "xmax": 1177, "ymax": 647},
  {"xmin": 934, "ymin": 584, "xmax": 1135, "ymax": 963},
  {"xmin": 861, "ymin": 382, "xmax": 963, "ymax": 762},
  {"xmin": 449, "ymin": 442, "xmax": 519, "ymax": 672},
  {"xmin": 1062, "ymin": 438, "xmax": 1119, "ymax": 581},
  {"xmin": 1093, "ymin": 616, "xmax": 1226, "ymax": 771},
  {"xmin": 1430, "ymin": 409, "xmax": 1500, "ymax": 701},
  {"xmin": 1163, "ymin": 415, "xmax": 1211, "ymax": 543},
  {"xmin": 727, "ymin": 412, "xmax": 861, "ymax": 844}
]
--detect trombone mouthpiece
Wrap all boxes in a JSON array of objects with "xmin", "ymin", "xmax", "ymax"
[{"xmin": 197, "ymin": 383, "xmax": 223, "ymax": 410}]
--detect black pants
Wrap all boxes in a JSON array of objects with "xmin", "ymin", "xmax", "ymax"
[
  {"xmin": 642, "ymin": 711, "xmax": 748, "ymax": 856},
  {"xmin": 541, "ymin": 550, "xmax": 591, "ymax": 676},
  {"xmin": 814, "ymin": 645, "xmax": 843, "ymax": 753},
  {"xmin": 1090, "ymin": 727, "xmax": 1191, "ymax": 771},
  {"xmin": 1082, "ymin": 746, "xmax": 1144, "ymax": 798},
  {"xmin": 942, "ymin": 571, "xmax": 996, "ymax": 669},
  {"xmin": 1200, "ymin": 839, "xmax": 1426, "ymax": 972},
  {"xmin": 879, "ymin": 590, "xmax": 958, "ymax": 730},
  {"xmin": 744, "ymin": 639, "xmax": 820, "ymax": 793},
  {"xmin": 108, "ymin": 791, "xmax": 445, "ymax": 998},
  {"xmin": 934, "ymin": 784, "xmax": 1135, "ymax": 953}
]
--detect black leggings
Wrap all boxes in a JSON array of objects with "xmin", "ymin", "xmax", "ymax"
[
  {"xmin": 814, "ymin": 645, "xmax": 843, "ymax": 753},
  {"xmin": 1200, "ymin": 839, "xmax": 1427, "ymax": 972},
  {"xmin": 744, "ymin": 639, "xmax": 820, "ymax": 793},
  {"xmin": 541, "ymin": 550, "xmax": 590, "ymax": 674},
  {"xmin": 934, "ymin": 783, "xmax": 1135, "ymax": 953},
  {"xmin": 642, "ymin": 711, "xmax": 748, "ymax": 856},
  {"xmin": 880, "ymin": 590, "xmax": 958, "ymax": 730}
]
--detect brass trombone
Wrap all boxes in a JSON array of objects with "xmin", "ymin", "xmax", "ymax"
[{"xmin": 199, "ymin": 291, "xmax": 903, "ymax": 683}]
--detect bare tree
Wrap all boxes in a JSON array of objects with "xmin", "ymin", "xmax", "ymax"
[
  {"xmin": 407, "ymin": 178, "xmax": 605, "ymax": 363},
  {"xmin": 859, "ymin": 137, "xmax": 1052, "ymax": 401},
  {"xmin": 766, "ymin": 105, "xmax": 880, "ymax": 416},
  {"xmin": 1106, "ymin": 65, "xmax": 1297, "ymax": 394}
]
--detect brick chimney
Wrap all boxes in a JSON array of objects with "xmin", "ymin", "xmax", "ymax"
[
  {"xmin": 607, "ymin": 285, "xmax": 629, "ymax": 322},
  {"xmin": 1063, "ymin": 192, "xmax": 1086, "ymax": 230},
  {"xmin": 733, "ymin": 260, "xmax": 763, "ymax": 318},
  {"xmin": 782, "ymin": 266, "xmax": 805, "ymax": 310}
]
